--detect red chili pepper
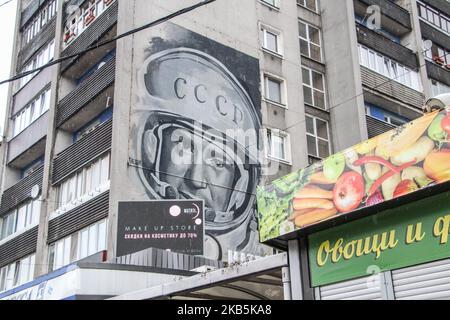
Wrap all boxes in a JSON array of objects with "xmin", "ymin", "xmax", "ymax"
[
  {"xmin": 354, "ymin": 156, "xmax": 401, "ymax": 173},
  {"xmin": 367, "ymin": 160, "xmax": 416, "ymax": 198}
]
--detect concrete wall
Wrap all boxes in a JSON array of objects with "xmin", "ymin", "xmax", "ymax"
[
  {"xmin": 110, "ymin": 0, "xmax": 274, "ymax": 262},
  {"xmin": 321, "ymin": 0, "xmax": 368, "ymax": 150}
]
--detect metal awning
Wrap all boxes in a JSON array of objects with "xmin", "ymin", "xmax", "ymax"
[{"xmin": 109, "ymin": 253, "xmax": 289, "ymax": 300}]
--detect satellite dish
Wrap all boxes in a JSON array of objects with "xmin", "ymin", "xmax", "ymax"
[
  {"xmin": 31, "ymin": 185, "xmax": 40, "ymax": 200},
  {"xmin": 423, "ymin": 39, "xmax": 433, "ymax": 51}
]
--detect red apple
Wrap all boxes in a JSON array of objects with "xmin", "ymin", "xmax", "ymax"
[
  {"xmin": 442, "ymin": 114, "xmax": 450, "ymax": 136},
  {"xmin": 393, "ymin": 179, "xmax": 419, "ymax": 199},
  {"xmin": 333, "ymin": 172, "xmax": 365, "ymax": 213}
]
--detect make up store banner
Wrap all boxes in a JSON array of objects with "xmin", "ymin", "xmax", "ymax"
[
  {"xmin": 257, "ymin": 109, "xmax": 450, "ymax": 242},
  {"xmin": 308, "ymin": 191, "xmax": 450, "ymax": 287},
  {"xmin": 117, "ymin": 200, "xmax": 204, "ymax": 257}
]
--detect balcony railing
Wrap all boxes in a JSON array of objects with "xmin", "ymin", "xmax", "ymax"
[
  {"xmin": 0, "ymin": 165, "xmax": 44, "ymax": 216},
  {"xmin": 56, "ymin": 56, "xmax": 115, "ymax": 127},
  {"xmin": 366, "ymin": 115, "xmax": 396, "ymax": 139},
  {"xmin": 360, "ymin": 67, "xmax": 425, "ymax": 110},
  {"xmin": 0, "ymin": 226, "xmax": 38, "ymax": 269},
  {"xmin": 52, "ymin": 118, "xmax": 112, "ymax": 184},
  {"xmin": 47, "ymin": 191, "xmax": 109, "ymax": 244}
]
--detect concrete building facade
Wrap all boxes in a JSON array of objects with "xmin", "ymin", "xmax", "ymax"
[{"xmin": 0, "ymin": 0, "xmax": 448, "ymax": 299}]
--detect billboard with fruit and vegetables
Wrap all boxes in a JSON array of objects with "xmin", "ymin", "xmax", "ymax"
[{"xmin": 257, "ymin": 109, "xmax": 450, "ymax": 243}]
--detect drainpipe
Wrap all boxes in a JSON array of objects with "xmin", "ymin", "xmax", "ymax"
[{"xmin": 282, "ymin": 267, "xmax": 292, "ymax": 300}]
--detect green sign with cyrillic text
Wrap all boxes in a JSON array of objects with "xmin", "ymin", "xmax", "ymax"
[{"xmin": 308, "ymin": 191, "xmax": 450, "ymax": 287}]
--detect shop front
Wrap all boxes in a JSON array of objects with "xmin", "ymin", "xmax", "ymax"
[{"xmin": 257, "ymin": 104, "xmax": 450, "ymax": 300}]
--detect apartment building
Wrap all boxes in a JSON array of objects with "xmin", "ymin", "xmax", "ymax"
[{"xmin": 0, "ymin": 0, "xmax": 447, "ymax": 300}]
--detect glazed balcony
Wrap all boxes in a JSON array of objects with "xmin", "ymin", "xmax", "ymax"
[
  {"xmin": 52, "ymin": 118, "xmax": 112, "ymax": 185},
  {"xmin": 61, "ymin": 0, "xmax": 118, "ymax": 75},
  {"xmin": 56, "ymin": 56, "xmax": 115, "ymax": 131},
  {"xmin": 0, "ymin": 164, "xmax": 44, "ymax": 216},
  {"xmin": 354, "ymin": 0, "xmax": 412, "ymax": 36}
]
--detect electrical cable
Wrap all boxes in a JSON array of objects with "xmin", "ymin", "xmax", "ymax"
[
  {"xmin": 0, "ymin": 0, "xmax": 217, "ymax": 85},
  {"xmin": 0, "ymin": 0, "xmax": 13, "ymax": 9}
]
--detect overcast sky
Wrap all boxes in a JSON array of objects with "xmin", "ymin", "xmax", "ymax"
[{"xmin": 0, "ymin": 0, "xmax": 17, "ymax": 137}]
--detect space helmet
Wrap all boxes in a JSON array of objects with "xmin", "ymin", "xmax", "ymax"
[{"xmin": 131, "ymin": 47, "xmax": 262, "ymax": 257}]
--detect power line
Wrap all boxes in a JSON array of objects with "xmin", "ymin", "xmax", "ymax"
[
  {"xmin": 0, "ymin": 0, "xmax": 217, "ymax": 85},
  {"xmin": 0, "ymin": 0, "xmax": 13, "ymax": 8}
]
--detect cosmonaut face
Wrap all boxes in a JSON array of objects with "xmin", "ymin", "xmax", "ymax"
[{"xmin": 157, "ymin": 126, "xmax": 238, "ymax": 214}]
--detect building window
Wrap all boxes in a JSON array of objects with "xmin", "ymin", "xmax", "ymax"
[
  {"xmin": 260, "ymin": 24, "xmax": 283, "ymax": 56},
  {"xmin": 48, "ymin": 219, "xmax": 107, "ymax": 272},
  {"xmin": 0, "ymin": 199, "xmax": 41, "ymax": 241},
  {"xmin": 18, "ymin": 40, "xmax": 55, "ymax": 90},
  {"xmin": 12, "ymin": 87, "xmax": 51, "ymax": 138},
  {"xmin": 263, "ymin": 74, "xmax": 286, "ymax": 106},
  {"xmin": 297, "ymin": 0, "xmax": 318, "ymax": 12},
  {"xmin": 306, "ymin": 115, "xmax": 331, "ymax": 160},
  {"xmin": 266, "ymin": 129, "xmax": 291, "ymax": 163},
  {"xmin": 48, "ymin": 235, "xmax": 72, "ymax": 272},
  {"xmin": 22, "ymin": 0, "xmax": 57, "ymax": 46},
  {"xmin": 357, "ymin": 44, "xmax": 421, "ymax": 91},
  {"xmin": 0, "ymin": 254, "xmax": 35, "ymax": 293},
  {"xmin": 431, "ymin": 79, "xmax": 450, "ymax": 96},
  {"xmin": 366, "ymin": 104, "xmax": 408, "ymax": 127},
  {"xmin": 417, "ymin": 1, "xmax": 449, "ymax": 35},
  {"xmin": 77, "ymin": 219, "xmax": 107, "ymax": 261},
  {"xmin": 260, "ymin": 0, "xmax": 279, "ymax": 9},
  {"xmin": 302, "ymin": 67, "xmax": 326, "ymax": 110},
  {"xmin": 56, "ymin": 153, "xmax": 110, "ymax": 211},
  {"xmin": 298, "ymin": 21, "xmax": 322, "ymax": 61}
]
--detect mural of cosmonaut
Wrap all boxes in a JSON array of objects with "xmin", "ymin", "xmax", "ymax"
[{"xmin": 129, "ymin": 23, "xmax": 267, "ymax": 261}]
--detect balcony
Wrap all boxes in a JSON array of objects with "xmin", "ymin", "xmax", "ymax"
[
  {"xmin": 7, "ymin": 112, "xmax": 49, "ymax": 168},
  {"xmin": 17, "ymin": 17, "xmax": 56, "ymax": 72},
  {"xmin": 60, "ymin": 0, "xmax": 118, "ymax": 75},
  {"xmin": 426, "ymin": 60, "xmax": 450, "ymax": 87},
  {"xmin": 356, "ymin": 23, "xmax": 418, "ymax": 69},
  {"xmin": 56, "ymin": 56, "xmax": 115, "ymax": 130},
  {"xmin": 52, "ymin": 118, "xmax": 112, "ymax": 184},
  {"xmin": 47, "ymin": 190, "xmax": 109, "ymax": 244},
  {"xmin": 354, "ymin": 0, "xmax": 411, "ymax": 36},
  {"xmin": 366, "ymin": 115, "xmax": 396, "ymax": 139},
  {"xmin": 360, "ymin": 66, "xmax": 425, "ymax": 110},
  {"xmin": 418, "ymin": 0, "xmax": 450, "ymax": 37},
  {"xmin": 0, "ymin": 164, "xmax": 44, "ymax": 216},
  {"xmin": 421, "ymin": 0, "xmax": 450, "ymax": 15},
  {"xmin": 0, "ymin": 226, "xmax": 38, "ymax": 269},
  {"xmin": 420, "ymin": 21, "xmax": 450, "ymax": 53}
]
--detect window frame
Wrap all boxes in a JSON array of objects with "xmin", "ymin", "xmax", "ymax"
[
  {"xmin": 260, "ymin": 23, "xmax": 284, "ymax": 57},
  {"xmin": 259, "ymin": 0, "xmax": 280, "ymax": 10},
  {"xmin": 306, "ymin": 114, "xmax": 331, "ymax": 160},
  {"xmin": 302, "ymin": 66, "xmax": 327, "ymax": 110},
  {"xmin": 265, "ymin": 128, "xmax": 292, "ymax": 164},
  {"xmin": 263, "ymin": 73, "xmax": 287, "ymax": 108},
  {"xmin": 297, "ymin": 0, "xmax": 319, "ymax": 13},
  {"xmin": 298, "ymin": 20, "xmax": 323, "ymax": 62}
]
